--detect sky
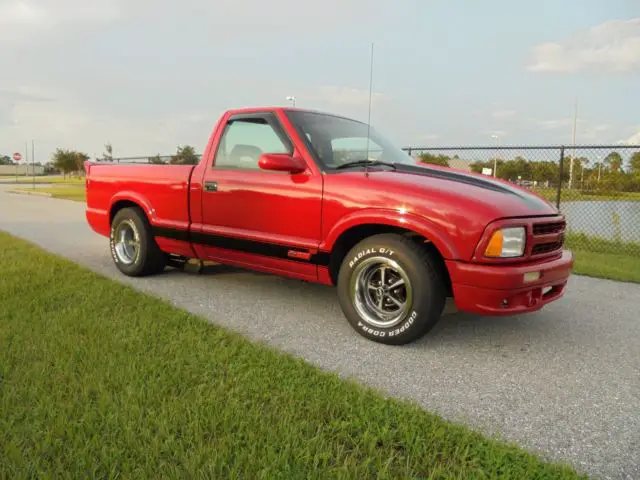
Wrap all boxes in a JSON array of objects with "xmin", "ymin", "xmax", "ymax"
[{"xmin": 0, "ymin": 0, "xmax": 639, "ymax": 162}]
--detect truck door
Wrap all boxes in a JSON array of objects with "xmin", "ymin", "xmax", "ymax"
[{"xmin": 195, "ymin": 111, "xmax": 323, "ymax": 281}]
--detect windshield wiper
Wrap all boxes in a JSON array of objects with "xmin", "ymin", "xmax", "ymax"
[{"xmin": 334, "ymin": 159, "xmax": 396, "ymax": 170}]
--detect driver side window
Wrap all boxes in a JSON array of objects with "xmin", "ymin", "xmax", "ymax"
[{"xmin": 214, "ymin": 118, "xmax": 291, "ymax": 170}]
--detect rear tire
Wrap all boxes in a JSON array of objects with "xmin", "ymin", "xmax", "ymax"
[
  {"xmin": 337, "ymin": 233, "xmax": 446, "ymax": 345},
  {"xmin": 110, "ymin": 207, "xmax": 167, "ymax": 277}
]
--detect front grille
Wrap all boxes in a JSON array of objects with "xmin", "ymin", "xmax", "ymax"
[
  {"xmin": 532, "ymin": 242, "xmax": 563, "ymax": 255},
  {"xmin": 533, "ymin": 221, "xmax": 565, "ymax": 235}
]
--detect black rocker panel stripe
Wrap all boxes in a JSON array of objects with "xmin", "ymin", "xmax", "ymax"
[{"xmin": 153, "ymin": 226, "xmax": 331, "ymax": 266}]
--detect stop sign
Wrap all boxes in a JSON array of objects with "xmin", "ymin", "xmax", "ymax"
[{"xmin": 12, "ymin": 152, "xmax": 22, "ymax": 162}]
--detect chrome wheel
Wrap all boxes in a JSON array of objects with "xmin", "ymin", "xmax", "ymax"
[
  {"xmin": 350, "ymin": 256, "xmax": 413, "ymax": 328},
  {"xmin": 113, "ymin": 219, "xmax": 140, "ymax": 265}
]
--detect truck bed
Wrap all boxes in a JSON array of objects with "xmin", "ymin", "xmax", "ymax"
[{"xmin": 85, "ymin": 163, "xmax": 196, "ymax": 243}]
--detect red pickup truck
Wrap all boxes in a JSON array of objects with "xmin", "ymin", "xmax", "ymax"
[{"xmin": 84, "ymin": 106, "xmax": 573, "ymax": 345}]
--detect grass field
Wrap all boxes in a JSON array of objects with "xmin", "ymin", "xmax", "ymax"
[
  {"xmin": 565, "ymin": 233, "xmax": 640, "ymax": 283},
  {"xmin": 0, "ymin": 175, "xmax": 85, "ymax": 184},
  {"xmin": 0, "ymin": 231, "xmax": 585, "ymax": 479},
  {"xmin": 14, "ymin": 185, "xmax": 86, "ymax": 201},
  {"xmin": 570, "ymin": 250, "xmax": 640, "ymax": 283}
]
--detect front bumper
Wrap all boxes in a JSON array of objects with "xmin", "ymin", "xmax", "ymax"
[{"xmin": 446, "ymin": 250, "xmax": 573, "ymax": 316}]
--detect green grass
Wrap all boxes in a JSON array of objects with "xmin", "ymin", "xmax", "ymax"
[
  {"xmin": 0, "ymin": 175, "xmax": 85, "ymax": 185},
  {"xmin": 15, "ymin": 185, "xmax": 86, "ymax": 201},
  {"xmin": 565, "ymin": 233, "xmax": 640, "ymax": 283},
  {"xmin": 566, "ymin": 232, "xmax": 640, "ymax": 257},
  {"xmin": 0, "ymin": 231, "xmax": 585, "ymax": 479},
  {"xmin": 0, "ymin": 175, "xmax": 84, "ymax": 185},
  {"xmin": 570, "ymin": 249, "xmax": 640, "ymax": 283}
]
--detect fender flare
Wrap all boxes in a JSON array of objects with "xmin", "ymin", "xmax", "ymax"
[
  {"xmin": 320, "ymin": 208, "xmax": 459, "ymax": 259},
  {"xmin": 109, "ymin": 191, "xmax": 156, "ymax": 224}
]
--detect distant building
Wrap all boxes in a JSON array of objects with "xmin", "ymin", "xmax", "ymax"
[
  {"xmin": 0, "ymin": 164, "xmax": 45, "ymax": 176},
  {"xmin": 411, "ymin": 156, "xmax": 473, "ymax": 172},
  {"xmin": 448, "ymin": 157, "xmax": 473, "ymax": 172}
]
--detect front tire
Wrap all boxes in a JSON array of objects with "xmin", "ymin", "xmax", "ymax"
[
  {"xmin": 337, "ymin": 234, "xmax": 446, "ymax": 345},
  {"xmin": 110, "ymin": 207, "xmax": 167, "ymax": 277}
]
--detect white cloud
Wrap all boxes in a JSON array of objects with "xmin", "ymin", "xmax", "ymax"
[
  {"xmin": 527, "ymin": 18, "xmax": 640, "ymax": 73},
  {"xmin": 0, "ymin": 1, "xmax": 47, "ymax": 27},
  {"xmin": 626, "ymin": 129, "xmax": 640, "ymax": 145},
  {"xmin": 491, "ymin": 108, "xmax": 516, "ymax": 120},
  {"xmin": 484, "ymin": 130, "xmax": 506, "ymax": 137},
  {"xmin": 0, "ymin": 83, "xmax": 216, "ymax": 160},
  {"xmin": 0, "ymin": 85, "xmax": 56, "ymax": 132},
  {"xmin": 537, "ymin": 118, "xmax": 574, "ymax": 130},
  {"xmin": 315, "ymin": 86, "xmax": 386, "ymax": 109},
  {"xmin": 0, "ymin": 0, "xmax": 120, "ymax": 42},
  {"xmin": 0, "ymin": 85, "xmax": 54, "ymax": 102},
  {"xmin": 419, "ymin": 133, "xmax": 440, "ymax": 142},
  {"xmin": 194, "ymin": 0, "xmax": 386, "ymax": 34}
]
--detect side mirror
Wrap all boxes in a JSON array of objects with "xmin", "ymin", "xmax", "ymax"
[{"xmin": 258, "ymin": 153, "xmax": 306, "ymax": 174}]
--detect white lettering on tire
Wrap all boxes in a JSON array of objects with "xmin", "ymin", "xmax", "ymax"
[
  {"xmin": 388, "ymin": 311, "xmax": 418, "ymax": 337},
  {"xmin": 356, "ymin": 310, "xmax": 417, "ymax": 338},
  {"xmin": 348, "ymin": 247, "xmax": 395, "ymax": 268},
  {"xmin": 109, "ymin": 227, "xmax": 119, "ymax": 264},
  {"xmin": 357, "ymin": 321, "xmax": 387, "ymax": 338}
]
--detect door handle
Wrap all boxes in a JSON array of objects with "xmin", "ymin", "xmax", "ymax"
[{"xmin": 204, "ymin": 181, "xmax": 218, "ymax": 192}]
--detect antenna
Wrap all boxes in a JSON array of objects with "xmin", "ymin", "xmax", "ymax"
[{"xmin": 365, "ymin": 42, "xmax": 374, "ymax": 177}]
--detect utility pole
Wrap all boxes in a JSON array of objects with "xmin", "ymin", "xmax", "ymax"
[
  {"xmin": 32, "ymin": 140, "xmax": 35, "ymax": 189},
  {"xmin": 491, "ymin": 134, "xmax": 500, "ymax": 177},
  {"xmin": 569, "ymin": 97, "xmax": 577, "ymax": 189}
]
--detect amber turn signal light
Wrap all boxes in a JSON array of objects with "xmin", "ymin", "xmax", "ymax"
[{"xmin": 484, "ymin": 230, "xmax": 504, "ymax": 257}]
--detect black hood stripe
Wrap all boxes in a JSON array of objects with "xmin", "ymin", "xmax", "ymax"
[
  {"xmin": 393, "ymin": 163, "xmax": 514, "ymax": 194},
  {"xmin": 392, "ymin": 163, "xmax": 554, "ymax": 211}
]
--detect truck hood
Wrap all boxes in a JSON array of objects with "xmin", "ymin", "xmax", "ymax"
[{"xmin": 384, "ymin": 162, "xmax": 558, "ymax": 218}]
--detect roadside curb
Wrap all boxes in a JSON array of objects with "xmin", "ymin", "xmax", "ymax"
[{"xmin": 7, "ymin": 189, "xmax": 52, "ymax": 198}]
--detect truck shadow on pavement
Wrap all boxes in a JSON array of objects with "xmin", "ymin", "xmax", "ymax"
[{"xmin": 157, "ymin": 262, "xmax": 560, "ymax": 351}]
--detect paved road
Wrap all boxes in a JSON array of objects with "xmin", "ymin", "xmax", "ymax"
[{"xmin": 1, "ymin": 187, "xmax": 639, "ymax": 480}]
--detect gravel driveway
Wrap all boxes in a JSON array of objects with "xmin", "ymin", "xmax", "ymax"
[{"xmin": 1, "ymin": 186, "xmax": 638, "ymax": 480}]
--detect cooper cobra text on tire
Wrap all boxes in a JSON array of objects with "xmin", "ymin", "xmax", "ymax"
[
  {"xmin": 337, "ymin": 233, "xmax": 446, "ymax": 345},
  {"xmin": 110, "ymin": 207, "xmax": 167, "ymax": 277}
]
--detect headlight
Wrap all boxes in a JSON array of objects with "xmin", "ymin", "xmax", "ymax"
[{"xmin": 484, "ymin": 227, "xmax": 526, "ymax": 258}]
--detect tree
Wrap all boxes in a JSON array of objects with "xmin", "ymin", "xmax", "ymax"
[
  {"xmin": 630, "ymin": 151, "xmax": 640, "ymax": 174},
  {"xmin": 148, "ymin": 154, "xmax": 166, "ymax": 164},
  {"xmin": 418, "ymin": 152, "xmax": 450, "ymax": 167},
  {"xmin": 531, "ymin": 161, "xmax": 558, "ymax": 183},
  {"xmin": 170, "ymin": 145, "xmax": 199, "ymax": 165},
  {"xmin": 52, "ymin": 149, "xmax": 89, "ymax": 178},
  {"xmin": 604, "ymin": 151, "xmax": 623, "ymax": 173},
  {"xmin": 0, "ymin": 155, "xmax": 12, "ymax": 165}
]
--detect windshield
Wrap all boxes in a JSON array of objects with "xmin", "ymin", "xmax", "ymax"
[{"xmin": 285, "ymin": 110, "xmax": 415, "ymax": 170}]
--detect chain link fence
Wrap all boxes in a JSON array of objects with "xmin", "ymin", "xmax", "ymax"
[{"xmin": 403, "ymin": 145, "xmax": 640, "ymax": 261}]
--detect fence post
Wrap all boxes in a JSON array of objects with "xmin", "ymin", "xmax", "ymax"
[{"xmin": 556, "ymin": 146, "xmax": 564, "ymax": 209}]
